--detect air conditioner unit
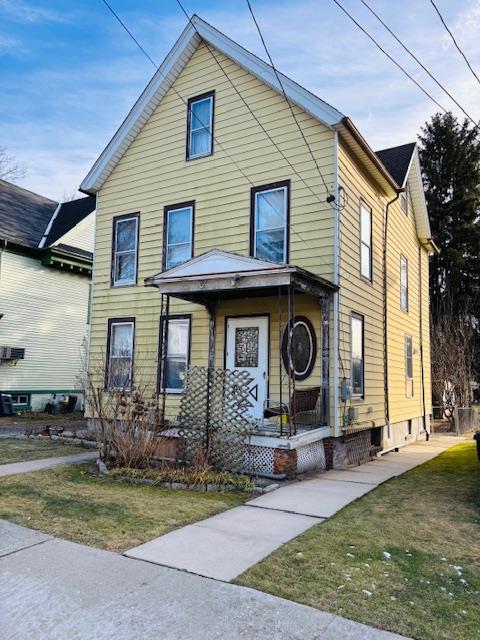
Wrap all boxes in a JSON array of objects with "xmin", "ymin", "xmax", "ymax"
[{"xmin": 0, "ymin": 346, "xmax": 25, "ymax": 361}]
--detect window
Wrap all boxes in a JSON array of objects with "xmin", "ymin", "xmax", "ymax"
[
  {"xmin": 360, "ymin": 200, "xmax": 372, "ymax": 280},
  {"xmin": 106, "ymin": 319, "xmax": 135, "ymax": 390},
  {"xmin": 11, "ymin": 394, "xmax": 30, "ymax": 407},
  {"xmin": 187, "ymin": 92, "xmax": 214, "ymax": 160},
  {"xmin": 159, "ymin": 316, "xmax": 191, "ymax": 392},
  {"xmin": 281, "ymin": 316, "xmax": 317, "ymax": 381},
  {"xmin": 400, "ymin": 255, "xmax": 409, "ymax": 310},
  {"xmin": 164, "ymin": 202, "xmax": 194, "ymax": 270},
  {"xmin": 112, "ymin": 214, "xmax": 139, "ymax": 286},
  {"xmin": 251, "ymin": 181, "xmax": 290, "ymax": 264},
  {"xmin": 351, "ymin": 313, "xmax": 364, "ymax": 398},
  {"xmin": 405, "ymin": 334, "xmax": 414, "ymax": 398},
  {"xmin": 401, "ymin": 183, "xmax": 409, "ymax": 214}
]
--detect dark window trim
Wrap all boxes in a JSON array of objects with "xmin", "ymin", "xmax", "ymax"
[
  {"xmin": 350, "ymin": 311, "xmax": 365, "ymax": 400},
  {"xmin": 400, "ymin": 254, "xmax": 409, "ymax": 311},
  {"xmin": 186, "ymin": 90, "xmax": 215, "ymax": 161},
  {"xmin": 162, "ymin": 201, "xmax": 195, "ymax": 271},
  {"xmin": 249, "ymin": 179, "xmax": 291, "ymax": 263},
  {"xmin": 157, "ymin": 314, "xmax": 192, "ymax": 394},
  {"xmin": 281, "ymin": 315, "xmax": 317, "ymax": 381},
  {"xmin": 105, "ymin": 317, "xmax": 136, "ymax": 390},
  {"xmin": 110, "ymin": 212, "xmax": 140, "ymax": 288},
  {"xmin": 359, "ymin": 198, "xmax": 373, "ymax": 282}
]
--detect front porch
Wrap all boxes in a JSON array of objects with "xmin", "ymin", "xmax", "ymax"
[{"xmin": 146, "ymin": 250, "xmax": 337, "ymax": 477}]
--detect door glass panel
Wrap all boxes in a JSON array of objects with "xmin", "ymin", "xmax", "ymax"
[{"xmin": 234, "ymin": 327, "xmax": 259, "ymax": 368}]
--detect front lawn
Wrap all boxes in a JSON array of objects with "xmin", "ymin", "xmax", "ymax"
[
  {"xmin": 0, "ymin": 438, "xmax": 87, "ymax": 464},
  {"xmin": 238, "ymin": 441, "xmax": 480, "ymax": 640},
  {"xmin": 0, "ymin": 464, "xmax": 246, "ymax": 551}
]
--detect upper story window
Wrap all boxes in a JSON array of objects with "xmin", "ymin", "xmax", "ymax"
[
  {"xmin": 401, "ymin": 183, "xmax": 409, "ymax": 214},
  {"xmin": 158, "ymin": 315, "xmax": 191, "ymax": 393},
  {"xmin": 112, "ymin": 214, "xmax": 139, "ymax": 287},
  {"xmin": 360, "ymin": 200, "xmax": 372, "ymax": 281},
  {"xmin": 107, "ymin": 318, "xmax": 135, "ymax": 390},
  {"xmin": 400, "ymin": 255, "xmax": 409, "ymax": 311},
  {"xmin": 351, "ymin": 312, "xmax": 365, "ymax": 399},
  {"xmin": 187, "ymin": 92, "xmax": 214, "ymax": 160},
  {"xmin": 251, "ymin": 180, "xmax": 290, "ymax": 264},
  {"xmin": 164, "ymin": 202, "xmax": 194, "ymax": 270}
]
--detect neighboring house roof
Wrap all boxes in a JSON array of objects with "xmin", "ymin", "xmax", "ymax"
[
  {"xmin": 375, "ymin": 142, "xmax": 416, "ymax": 188},
  {"xmin": 0, "ymin": 179, "xmax": 57, "ymax": 248},
  {"xmin": 51, "ymin": 243, "xmax": 93, "ymax": 261},
  {"xmin": 43, "ymin": 196, "xmax": 96, "ymax": 246}
]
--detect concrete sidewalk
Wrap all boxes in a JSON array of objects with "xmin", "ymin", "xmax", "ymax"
[
  {"xmin": 0, "ymin": 520, "xmax": 408, "ymax": 640},
  {"xmin": 0, "ymin": 450, "xmax": 97, "ymax": 477},
  {"xmin": 126, "ymin": 436, "xmax": 462, "ymax": 581}
]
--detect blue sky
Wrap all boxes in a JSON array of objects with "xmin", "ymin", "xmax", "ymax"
[{"xmin": 1, "ymin": 0, "xmax": 479, "ymax": 200}]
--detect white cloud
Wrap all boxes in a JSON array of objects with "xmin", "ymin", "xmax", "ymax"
[{"xmin": 0, "ymin": 0, "xmax": 69, "ymax": 24}]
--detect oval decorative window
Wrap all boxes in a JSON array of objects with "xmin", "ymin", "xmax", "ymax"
[{"xmin": 281, "ymin": 316, "xmax": 317, "ymax": 381}]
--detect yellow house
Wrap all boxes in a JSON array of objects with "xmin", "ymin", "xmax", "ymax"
[{"xmin": 80, "ymin": 16, "xmax": 435, "ymax": 473}]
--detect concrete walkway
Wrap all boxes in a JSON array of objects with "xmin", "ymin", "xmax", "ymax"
[
  {"xmin": 0, "ymin": 451, "xmax": 97, "ymax": 477},
  {"xmin": 0, "ymin": 520, "xmax": 408, "ymax": 640},
  {"xmin": 126, "ymin": 436, "xmax": 462, "ymax": 581}
]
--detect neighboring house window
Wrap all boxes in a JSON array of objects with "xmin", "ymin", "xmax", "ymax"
[
  {"xmin": 158, "ymin": 316, "xmax": 191, "ymax": 392},
  {"xmin": 112, "ymin": 214, "xmax": 139, "ymax": 286},
  {"xmin": 186, "ymin": 92, "xmax": 214, "ymax": 160},
  {"xmin": 106, "ymin": 319, "xmax": 135, "ymax": 389},
  {"xmin": 163, "ymin": 202, "xmax": 194, "ymax": 270},
  {"xmin": 360, "ymin": 200, "xmax": 372, "ymax": 280},
  {"xmin": 251, "ymin": 180, "xmax": 290, "ymax": 264},
  {"xmin": 400, "ymin": 255, "xmax": 409, "ymax": 311},
  {"xmin": 405, "ymin": 334, "xmax": 414, "ymax": 398},
  {"xmin": 351, "ymin": 313, "xmax": 364, "ymax": 399},
  {"xmin": 401, "ymin": 183, "xmax": 409, "ymax": 214},
  {"xmin": 11, "ymin": 394, "xmax": 30, "ymax": 408}
]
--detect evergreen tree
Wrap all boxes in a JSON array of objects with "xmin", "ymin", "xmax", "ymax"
[{"xmin": 419, "ymin": 112, "xmax": 480, "ymax": 318}]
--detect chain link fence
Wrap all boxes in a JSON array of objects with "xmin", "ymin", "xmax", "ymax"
[{"xmin": 432, "ymin": 405, "xmax": 480, "ymax": 435}]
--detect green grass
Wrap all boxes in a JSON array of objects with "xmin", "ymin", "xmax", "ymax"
[
  {"xmin": 0, "ymin": 412, "xmax": 86, "ymax": 425},
  {"xmin": 0, "ymin": 438, "xmax": 87, "ymax": 464},
  {"xmin": 0, "ymin": 464, "xmax": 246, "ymax": 551},
  {"xmin": 237, "ymin": 442, "xmax": 480, "ymax": 640}
]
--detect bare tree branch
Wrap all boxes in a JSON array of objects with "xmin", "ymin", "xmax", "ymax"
[{"xmin": 0, "ymin": 146, "xmax": 26, "ymax": 182}]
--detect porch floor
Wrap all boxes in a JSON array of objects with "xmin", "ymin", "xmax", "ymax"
[{"xmin": 125, "ymin": 436, "xmax": 461, "ymax": 582}]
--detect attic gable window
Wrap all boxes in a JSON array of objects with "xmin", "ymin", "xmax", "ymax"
[
  {"xmin": 186, "ymin": 92, "xmax": 214, "ymax": 160},
  {"xmin": 400, "ymin": 255, "xmax": 409, "ymax": 311},
  {"xmin": 112, "ymin": 214, "xmax": 139, "ymax": 287},
  {"xmin": 251, "ymin": 180, "xmax": 290, "ymax": 264},
  {"xmin": 401, "ymin": 183, "xmax": 409, "ymax": 214},
  {"xmin": 360, "ymin": 200, "xmax": 372, "ymax": 281}
]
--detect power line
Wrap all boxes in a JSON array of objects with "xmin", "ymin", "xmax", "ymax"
[
  {"xmin": 359, "ymin": 0, "xmax": 478, "ymax": 125},
  {"xmin": 430, "ymin": 0, "xmax": 480, "ymax": 88},
  {"xmin": 245, "ymin": 0, "xmax": 334, "ymax": 200},
  {"xmin": 175, "ymin": 0, "xmax": 334, "ymax": 210},
  {"xmin": 330, "ymin": 0, "xmax": 448, "ymax": 114},
  {"xmin": 99, "ymin": 0, "xmax": 322, "ymax": 256}
]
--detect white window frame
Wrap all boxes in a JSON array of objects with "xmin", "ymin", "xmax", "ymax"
[
  {"xmin": 187, "ymin": 94, "xmax": 214, "ymax": 160},
  {"xmin": 405, "ymin": 335, "xmax": 413, "ymax": 380},
  {"xmin": 360, "ymin": 200, "xmax": 372, "ymax": 281},
  {"xmin": 400, "ymin": 255, "xmax": 409, "ymax": 311},
  {"xmin": 351, "ymin": 313, "xmax": 365, "ymax": 399},
  {"xmin": 112, "ymin": 215, "xmax": 138, "ymax": 287},
  {"xmin": 107, "ymin": 320, "xmax": 134, "ymax": 390},
  {"xmin": 401, "ymin": 183, "xmax": 409, "ymax": 214},
  {"xmin": 165, "ymin": 205, "xmax": 194, "ymax": 270},
  {"xmin": 253, "ymin": 185, "xmax": 288, "ymax": 264},
  {"xmin": 160, "ymin": 316, "xmax": 191, "ymax": 394}
]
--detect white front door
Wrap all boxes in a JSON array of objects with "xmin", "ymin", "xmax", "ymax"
[{"xmin": 225, "ymin": 316, "xmax": 269, "ymax": 418}]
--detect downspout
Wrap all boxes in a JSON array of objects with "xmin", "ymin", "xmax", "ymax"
[
  {"xmin": 332, "ymin": 131, "xmax": 340, "ymax": 436},
  {"xmin": 418, "ymin": 243, "xmax": 429, "ymax": 441},
  {"xmin": 383, "ymin": 190, "xmax": 402, "ymax": 433}
]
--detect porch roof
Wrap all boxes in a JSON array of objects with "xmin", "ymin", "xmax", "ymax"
[{"xmin": 145, "ymin": 249, "xmax": 337, "ymax": 304}]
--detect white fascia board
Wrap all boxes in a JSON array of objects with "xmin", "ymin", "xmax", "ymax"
[
  {"xmin": 408, "ymin": 147, "xmax": 431, "ymax": 241},
  {"xmin": 38, "ymin": 202, "xmax": 61, "ymax": 248},
  {"xmin": 80, "ymin": 15, "xmax": 344, "ymax": 195}
]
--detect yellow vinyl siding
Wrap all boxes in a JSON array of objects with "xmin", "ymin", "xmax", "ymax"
[{"xmin": 337, "ymin": 141, "xmax": 386, "ymax": 429}]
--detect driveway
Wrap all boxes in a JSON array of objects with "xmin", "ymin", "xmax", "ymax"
[{"xmin": 0, "ymin": 520, "xmax": 406, "ymax": 640}]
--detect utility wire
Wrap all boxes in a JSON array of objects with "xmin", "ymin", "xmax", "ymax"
[
  {"xmin": 99, "ymin": 0, "xmax": 322, "ymax": 256},
  {"xmin": 175, "ymin": 0, "xmax": 335, "ymax": 210},
  {"xmin": 331, "ymin": 0, "xmax": 448, "ymax": 114},
  {"xmin": 245, "ymin": 0, "xmax": 334, "ymax": 200},
  {"xmin": 430, "ymin": 0, "xmax": 480, "ymax": 88},
  {"xmin": 359, "ymin": 0, "xmax": 478, "ymax": 125}
]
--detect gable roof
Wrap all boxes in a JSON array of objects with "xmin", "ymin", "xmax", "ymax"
[
  {"xmin": 375, "ymin": 142, "xmax": 416, "ymax": 188},
  {"xmin": 43, "ymin": 196, "xmax": 96, "ymax": 246},
  {"xmin": 0, "ymin": 179, "xmax": 57, "ymax": 248}
]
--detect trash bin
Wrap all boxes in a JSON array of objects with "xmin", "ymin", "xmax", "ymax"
[
  {"xmin": 0, "ymin": 393, "xmax": 13, "ymax": 417},
  {"xmin": 474, "ymin": 431, "xmax": 480, "ymax": 462}
]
